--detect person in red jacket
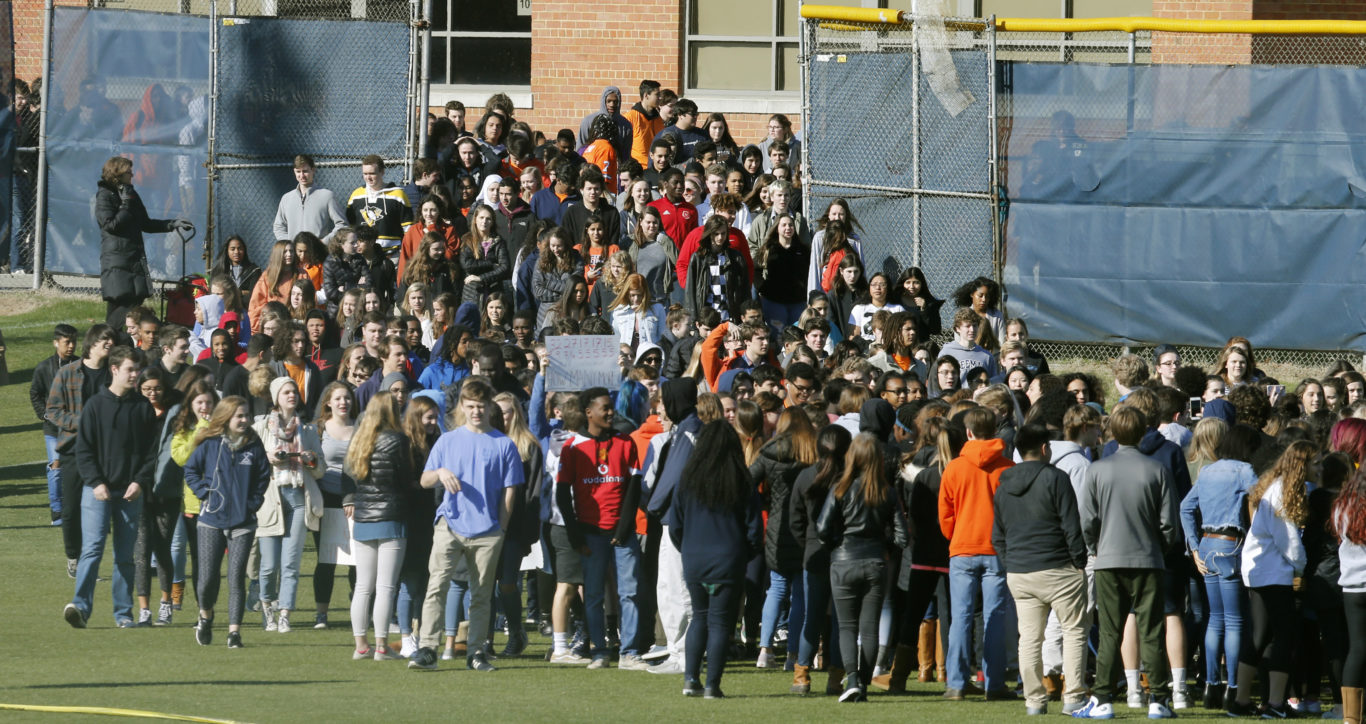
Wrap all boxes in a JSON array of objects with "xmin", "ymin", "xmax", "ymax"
[
  {"xmin": 675, "ymin": 192, "xmax": 753, "ymax": 287},
  {"xmin": 938, "ymin": 406, "xmax": 1016, "ymax": 701},
  {"xmin": 648, "ymin": 169, "xmax": 698, "ymax": 254}
]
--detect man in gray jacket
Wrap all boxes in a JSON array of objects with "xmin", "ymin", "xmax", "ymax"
[{"xmin": 1073, "ymin": 405, "xmax": 1180, "ymax": 720}]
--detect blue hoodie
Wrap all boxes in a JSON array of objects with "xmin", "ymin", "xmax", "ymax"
[{"xmin": 183, "ymin": 435, "xmax": 271, "ymax": 530}]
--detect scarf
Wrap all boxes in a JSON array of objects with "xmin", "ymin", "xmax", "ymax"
[{"xmin": 267, "ymin": 412, "xmax": 304, "ymax": 484}]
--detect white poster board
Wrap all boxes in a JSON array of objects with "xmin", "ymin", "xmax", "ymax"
[
  {"xmin": 316, "ymin": 508, "xmax": 355, "ymax": 566},
  {"xmin": 545, "ymin": 335, "xmax": 620, "ymax": 392}
]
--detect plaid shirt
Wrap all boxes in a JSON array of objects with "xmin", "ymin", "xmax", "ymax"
[{"xmin": 45, "ymin": 359, "xmax": 106, "ymax": 453}]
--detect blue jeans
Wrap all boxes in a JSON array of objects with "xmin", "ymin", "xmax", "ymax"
[
  {"xmin": 44, "ymin": 434, "xmax": 61, "ymax": 514},
  {"xmin": 397, "ymin": 570, "xmax": 428, "ymax": 636},
  {"xmin": 443, "ymin": 579, "xmax": 471, "ymax": 637},
  {"xmin": 760, "ymin": 568, "xmax": 804, "ymax": 650},
  {"xmin": 1199, "ymin": 536, "xmax": 1246, "ymax": 684},
  {"xmin": 583, "ymin": 530, "xmax": 641, "ymax": 656},
  {"xmin": 10, "ymin": 172, "xmax": 35, "ymax": 271},
  {"xmin": 170, "ymin": 515, "xmax": 188, "ymax": 584},
  {"xmin": 761, "ymin": 299, "xmax": 806, "ymax": 331},
  {"xmin": 948, "ymin": 554, "xmax": 1015, "ymax": 692},
  {"xmin": 258, "ymin": 486, "xmax": 307, "ymax": 610},
  {"xmin": 72, "ymin": 486, "xmax": 142, "ymax": 623},
  {"xmin": 798, "ymin": 567, "xmax": 842, "ymax": 668}
]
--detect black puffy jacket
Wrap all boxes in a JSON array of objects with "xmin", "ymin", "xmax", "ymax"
[
  {"xmin": 94, "ymin": 180, "xmax": 175, "ymax": 304},
  {"xmin": 343, "ymin": 431, "xmax": 411, "ymax": 523},
  {"xmin": 322, "ymin": 252, "xmax": 365, "ymax": 310},
  {"xmin": 748, "ymin": 436, "xmax": 811, "ymax": 574},
  {"xmin": 816, "ymin": 476, "xmax": 909, "ymax": 562}
]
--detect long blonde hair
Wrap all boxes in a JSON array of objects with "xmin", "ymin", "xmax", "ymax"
[
  {"xmin": 1187, "ymin": 417, "xmax": 1228, "ymax": 465},
  {"xmin": 192, "ymin": 396, "xmax": 254, "ymax": 449},
  {"xmin": 494, "ymin": 392, "xmax": 537, "ymax": 461},
  {"xmin": 1249, "ymin": 439, "xmax": 1313, "ymax": 526},
  {"xmin": 344, "ymin": 391, "xmax": 402, "ymax": 480},
  {"xmin": 834, "ymin": 432, "xmax": 888, "ymax": 506}
]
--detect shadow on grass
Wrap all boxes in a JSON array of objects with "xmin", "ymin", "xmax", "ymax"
[
  {"xmin": 0, "ymin": 469, "xmax": 47, "ymax": 485},
  {"xmin": 23, "ymin": 679, "xmax": 350, "ymax": 690},
  {"xmin": 0, "ymin": 421, "xmax": 43, "ymax": 435}
]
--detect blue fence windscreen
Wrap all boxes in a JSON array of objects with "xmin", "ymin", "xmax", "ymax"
[
  {"xmin": 1002, "ymin": 62, "xmax": 1366, "ymax": 352},
  {"xmin": 213, "ymin": 17, "xmax": 409, "ymax": 265},
  {"xmin": 45, "ymin": 7, "xmax": 210, "ymax": 280},
  {"xmin": 0, "ymin": 0, "xmax": 16, "ymax": 263}
]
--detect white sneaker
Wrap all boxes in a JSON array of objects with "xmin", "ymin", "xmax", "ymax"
[
  {"xmin": 756, "ymin": 649, "xmax": 778, "ymax": 668},
  {"xmin": 276, "ymin": 610, "xmax": 291, "ymax": 633},
  {"xmin": 619, "ymin": 654, "xmax": 650, "ymax": 671},
  {"xmin": 263, "ymin": 603, "xmax": 278, "ymax": 632},
  {"xmin": 586, "ymin": 654, "xmax": 610, "ymax": 670},
  {"xmin": 648, "ymin": 657, "xmax": 685, "ymax": 675},
  {"xmin": 399, "ymin": 635, "xmax": 418, "ymax": 658},
  {"xmin": 1070, "ymin": 697, "xmax": 1114, "ymax": 719},
  {"xmin": 641, "ymin": 645, "xmax": 670, "ymax": 662},
  {"xmin": 137, "ymin": 608, "xmax": 153, "ymax": 627},
  {"xmin": 1127, "ymin": 690, "xmax": 1147, "ymax": 709},
  {"xmin": 1148, "ymin": 700, "xmax": 1176, "ymax": 719},
  {"xmin": 1171, "ymin": 688, "xmax": 1190, "ymax": 710},
  {"xmin": 440, "ymin": 648, "xmax": 455, "ymax": 661},
  {"xmin": 550, "ymin": 650, "xmax": 592, "ymax": 665}
]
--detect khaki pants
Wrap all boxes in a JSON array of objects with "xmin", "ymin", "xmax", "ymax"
[
  {"xmin": 1007, "ymin": 566, "xmax": 1089, "ymax": 707},
  {"xmin": 419, "ymin": 522, "xmax": 504, "ymax": 653}
]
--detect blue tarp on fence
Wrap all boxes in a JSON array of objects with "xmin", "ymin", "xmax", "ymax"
[{"xmin": 1003, "ymin": 63, "xmax": 1366, "ymax": 351}]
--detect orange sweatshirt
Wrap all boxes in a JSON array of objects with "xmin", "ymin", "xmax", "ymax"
[{"xmin": 938, "ymin": 438, "xmax": 1014, "ymax": 557}]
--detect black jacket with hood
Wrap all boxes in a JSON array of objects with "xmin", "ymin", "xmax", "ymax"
[
  {"xmin": 646, "ymin": 379, "xmax": 699, "ymax": 520},
  {"xmin": 748, "ymin": 436, "xmax": 810, "ymax": 574},
  {"xmin": 990, "ymin": 459, "xmax": 1087, "ymax": 573}
]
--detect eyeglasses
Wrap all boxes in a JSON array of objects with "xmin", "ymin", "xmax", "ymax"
[
  {"xmin": 885, "ymin": 387, "xmax": 907, "ymax": 396},
  {"xmin": 1158, "ymin": 359, "xmax": 1179, "ymax": 367},
  {"xmin": 791, "ymin": 383, "xmax": 815, "ymax": 394}
]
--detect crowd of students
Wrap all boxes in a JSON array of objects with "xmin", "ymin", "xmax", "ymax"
[{"xmin": 28, "ymin": 80, "xmax": 1366, "ymax": 719}]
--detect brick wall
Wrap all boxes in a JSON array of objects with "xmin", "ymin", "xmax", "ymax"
[
  {"xmin": 14, "ymin": 0, "xmax": 88, "ymax": 84},
  {"xmin": 1151, "ymin": 0, "xmax": 1253, "ymax": 63}
]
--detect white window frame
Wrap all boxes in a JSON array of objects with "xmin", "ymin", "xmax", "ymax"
[{"xmin": 428, "ymin": 2, "xmax": 532, "ymax": 107}]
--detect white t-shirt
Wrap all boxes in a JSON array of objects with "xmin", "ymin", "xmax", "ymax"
[{"xmin": 848, "ymin": 302, "xmax": 906, "ymax": 340}]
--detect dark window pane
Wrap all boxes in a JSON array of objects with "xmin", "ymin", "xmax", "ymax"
[
  {"xmin": 451, "ymin": 0, "xmax": 530, "ymax": 32},
  {"xmin": 450, "ymin": 36, "xmax": 530, "ymax": 85},
  {"xmin": 431, "ymin": 36, "xmax": 448, "ymax": 84},
  {"xmin": 433, "ymin": 0, "xmax": 449, "ymax": 32}
]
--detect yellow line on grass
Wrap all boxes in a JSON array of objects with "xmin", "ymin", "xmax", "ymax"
[{"xmin": 0, "ymin": 703, "xmax": 252, "ymax": 723}]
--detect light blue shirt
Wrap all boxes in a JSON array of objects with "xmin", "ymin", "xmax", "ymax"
[{"xmin": 427, "ymin": 427, "xmax": 524, "ymax": 538}]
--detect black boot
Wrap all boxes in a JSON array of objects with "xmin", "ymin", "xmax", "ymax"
[{"xmin": 1203, "ymin": 682, "xmax": 1225, "ymax": 710}]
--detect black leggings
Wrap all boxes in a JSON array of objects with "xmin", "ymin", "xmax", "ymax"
[
  {"xmin": 896, "ymin": 568, "xmax": 945, "ymax": 651},
  {"xmin": 197, "ymin": 524, "xmax": 254, "ymax": 626},
  {"xmin": 1241, "ymin": 585, "xmax": 1296, "ymax": 673},
  {"xmin": 1344, "ymin": 592, "xmax": 1366, "ymax": 688},
  {"xmin": 831, "ymin": 557, "xmax": 887, "ymax": 688},
  {"xmin": 312, "ymin": 496, "xmax": 355, "ymax": 606},
  {"xmin": 685, "ymin": 579, "xmax": 743, "ymax": 690},
  {"xmin": 134, "ymin": 495, "xmax": 182, "ymax": 598}
]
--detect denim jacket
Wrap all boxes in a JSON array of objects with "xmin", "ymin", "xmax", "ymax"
[{"xmin": 1179, "ymin": 458, "xmax": 1256, "ymax": 553}]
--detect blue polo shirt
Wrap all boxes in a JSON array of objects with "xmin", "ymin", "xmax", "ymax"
[{"xmin": 427, "ymin": 426, "xmax": 525, "ymax": 538}]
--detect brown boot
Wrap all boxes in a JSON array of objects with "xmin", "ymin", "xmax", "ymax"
[
  {"xmin": 826, "ymin": 667, "xmax": 846, "ymax": 696},
  {"xmin": 1043, "ymin": 672, "xmax": 1062, "ymax": 702},
  {"xmin": 170, "ymin": 581, "xmax": 184, "ymax": 610},
  {"xmin": 1343, "ymin": 686, "xmax": 1362, "ymax": 724},
  {"xmin": 791, "ymin": 664, "xmax": 811, "ymax": 694},
  {"xmin": 935, "ymin": 620, "xmax": 946, "ymax": 683},
  {"xmin": 872, "ymin": 644, "xmax": 915, "ymax": 692},
  {"xmin": 918, "ymin": 621, "xmax": 936, "ymax": 682}
]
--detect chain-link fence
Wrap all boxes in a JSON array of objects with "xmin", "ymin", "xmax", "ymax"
[
  {"xmin": 17, "ymin": 0, "xmax": 417, "ymax": 293},
  {"xmin": 802, "ymin": 10, "xmax": 1366, "ymax": 373},
  {"xmin": 802, "ymin": 14, "xmax": 996, "ymax": 337}
]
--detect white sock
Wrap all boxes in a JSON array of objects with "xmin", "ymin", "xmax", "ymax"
[
  {"xmin": 1172, "ymin": 668, "xmax": 1186, "ymax": 692},
  {"xmin": 1125, "ymin": 669, "xmax": 1141, "ymax": 695},
  {"xmin": 553, "ymin": 632, "xmax": 569, "ymax": 653}
]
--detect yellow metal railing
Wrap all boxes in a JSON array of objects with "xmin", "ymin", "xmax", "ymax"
[{"xmin": 799, "ymin": 5, "xmax": 1366, "ymax": 35}]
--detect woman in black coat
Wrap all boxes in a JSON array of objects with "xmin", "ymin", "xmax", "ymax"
[
  {"xmin": 684, "ymin": 215, "xmax": 750, "ymax": 322},
  {"xmin": 95, "ymin": 156, "xmax": 190, "ymax": 326}
]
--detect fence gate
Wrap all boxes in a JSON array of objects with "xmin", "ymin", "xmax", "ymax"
[{"xmin": 801, "ymin": 9, "xmax": 998, "ymax": 333}]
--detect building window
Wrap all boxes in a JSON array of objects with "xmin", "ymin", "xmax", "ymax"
[{"xmin": 431, "ymin": 0, "xmax": 531, "ymax": 87}]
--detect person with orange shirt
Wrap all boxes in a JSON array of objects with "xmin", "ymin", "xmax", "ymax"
[
  {"xmin": 938, "ymin": 406, "xmax": 1015, "ymax": 701},
  {"xmin": 575, "ymin": 214, "xmax": 621, "ymax": 295},
  {"xmin": 623, "ymin": 80, "xmax": 665, "ymax": 167},
  {"xmin": 398, "ymin": 195, "xmax": 462, "ymax": 282},
  {"xmin": 580, "ymin": 116, "xmax": 620, "ymax": 194},
  {"xmin": 699, "ymin": 320, "xmax": 780, "ymax": 393},
  {"xmin": 247, "ymin": 241, "xmax": 298, "ymax": 334}
]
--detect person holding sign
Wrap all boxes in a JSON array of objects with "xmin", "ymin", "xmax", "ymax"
[{"xmin": 557, "ymin": 388, "xmax": 647, "ymax": 671}]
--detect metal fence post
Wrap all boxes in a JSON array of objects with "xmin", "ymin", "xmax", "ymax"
[
  {"xmin": 30, "ymin": 0, "xmax": 55, "ymax": 290},
  {"xmin": 798, "ymin": 17, "xmax": 811, "ymax": 223},
  {"xmin": 911, "ymin": 18, "xmax": 921, "ymax": 269},
  {"xmin": 205, "ymin": 0, "xmax": 218, "ymax": 272},
  {"xmin": 416, "ymin": 0, "xmax": 431, "ymax": 165},
  {"xmin": 403, "ymin": 0, "xmax": 419, "ymax": 180},
  {"xmin": 987, "ymin": 14, "xmax": 1002, "ymax": 286}
]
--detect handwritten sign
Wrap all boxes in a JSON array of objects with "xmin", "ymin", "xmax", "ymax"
[{"xmin": 546, "ymin": 335, "xmax": 620, "ymax": 392}]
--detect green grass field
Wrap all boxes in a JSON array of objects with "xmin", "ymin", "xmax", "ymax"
[{"xmin": 0, "ymin": 293, "xmax": 1264, "ymax": 722}]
